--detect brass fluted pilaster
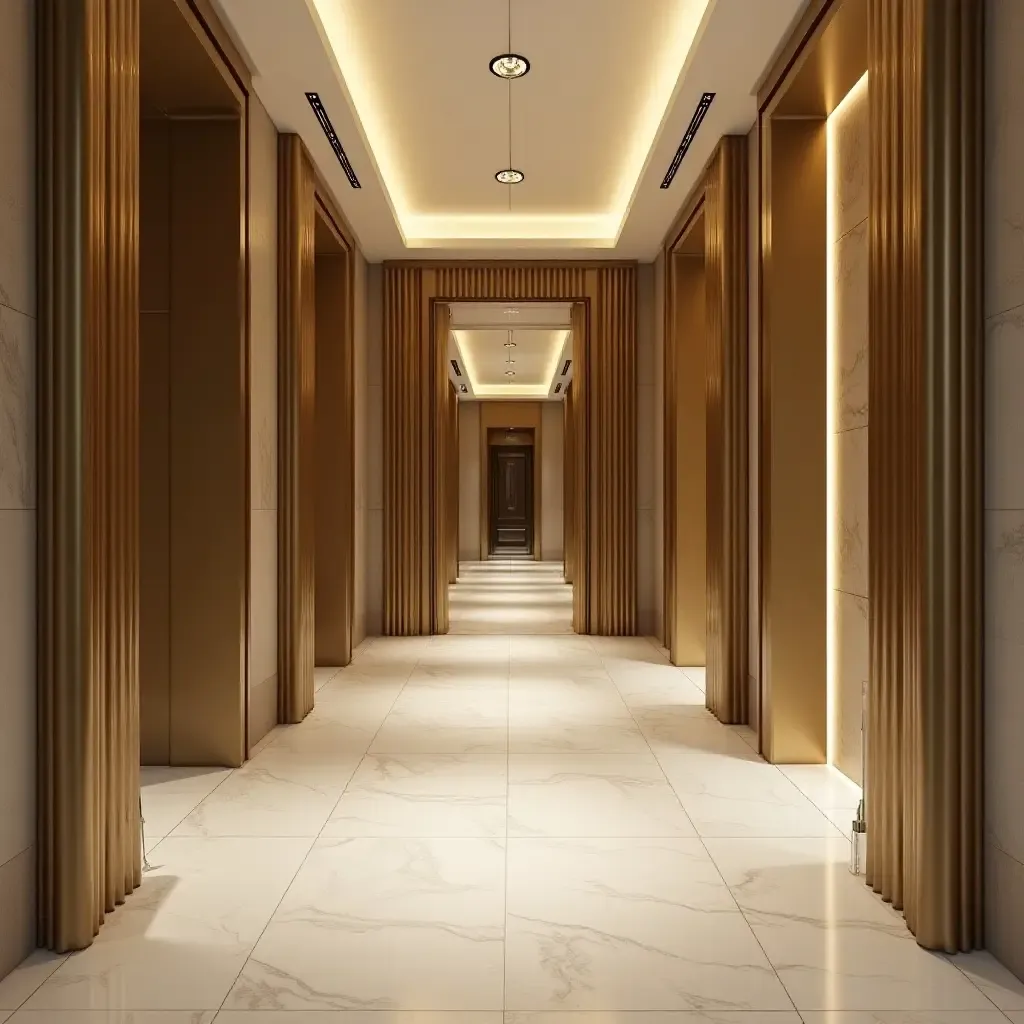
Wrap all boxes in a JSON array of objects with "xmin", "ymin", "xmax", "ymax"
[
  {"xmin": 37, "ymin": 0, "xmax": 142, "ymax": 951},
  {"xmin": 704, "ymin": 136, "xmax": 750, "ymax": 723},
  {"xmin": 277, "ymin": 135, "xmax": 316, "ymax": 722},
  {"xmin": 866, "ymin": 0, "xmax": 984, "ymax": 952}
]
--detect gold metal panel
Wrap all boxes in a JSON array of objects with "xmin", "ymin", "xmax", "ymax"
[
  {"xmin": 37, "ymin": 0, "xmax": 142, "ymax": 951},
  {"xmin": 277, "ymin": 135, "xmax": 317, "ymax": 722},
  {"xmin": 447, "ymin": 384, "xmax": 459, "ymax": 584},
  {"xmin": 704, "ymin": 137, "xmax": 750, "ymax": 723},
  {"xmin": 563, "ymin": 384, "xmax": 575, "ymax": 584}
]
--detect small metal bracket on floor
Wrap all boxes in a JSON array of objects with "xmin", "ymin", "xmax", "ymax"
[{"xmin": 140, "ymin": 795, "xmax": 152, "ymax": 871}]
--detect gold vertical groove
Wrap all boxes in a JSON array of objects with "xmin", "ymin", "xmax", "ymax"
[
  {"xmin": 866, "ymin": 0, "xmax": 983, "ymax": 952},
  {"xmin": 563, "ymin": 384, "xmax": 575, "ymax": 584},
  {"xmin": 382, "ymin": 264, "xmax": 635, "ymax": 635},
  {"xmin": 705, "ymin": 137, "xmax": 750, "ymax": 723},
  {"xmin": 38, "ymin": 0, "xmax": 142, "ymax": 951},
  {"xmin": 277, "ymin": 135, "xmax": 315, "ymax": 723}
]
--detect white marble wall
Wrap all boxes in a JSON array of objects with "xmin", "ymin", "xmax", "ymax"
[
  {"xmin": 985, "ymin": 0, "xmax": 1024, "ymax": 982},
  {"xmin": 637, "ymin": 263, "xmax": 657, "ymax": 636},
  {"xmin": 0, "ymin": 0, "xmax": 36, "ymax": 979},
  {"xmin": 829, "ymin": 76, "xmax": 869, "ymax": 786},
  {"xmin": 248, "ymin": 93, "xmax": 279, "ymax": 746}
]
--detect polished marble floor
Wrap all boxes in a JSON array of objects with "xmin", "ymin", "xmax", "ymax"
[
  {"xmin": 3, "ymin": 568, "xmax": 1024, "ymax": 1022},
  {"xmin": 449, "ymin": 561, "xmax": 573, "ymax": 634}
]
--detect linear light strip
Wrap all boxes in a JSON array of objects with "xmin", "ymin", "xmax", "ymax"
[
  {"xmin": 660, "ymin": 92, "xmax": 715, "ymax": 189},
  {"xmin": 305, "ymin": 92, "xmax": 361, "ymax": 189}
]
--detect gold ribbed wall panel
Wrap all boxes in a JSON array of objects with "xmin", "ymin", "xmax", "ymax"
[
  {"xmin": 277, "ymin": 135, "xmax": 316, "ymax": 723},
  {"xmin": 383, "ymin": 264, "xmax": 636, "ymax": 636},
  {"xmin": 383, "ymin": 267, "xmax": 433, "ymax": 634},
  {"xmin": 563, "ymin": 384, "xmax": 575, "ymax": 584},
  {"xmin": 866, "ymin": 0, "xmax": 983, "ymax": 952},
  {"xmin": 446, "ymin": 383, "xmax": 459, "ymax": 585},
  {"xmin": 588, "ymin": 271, "xmax": 637, "ymax": 634},
  {"xmin": 704, "ymin": 137, "xmax": 749, "ymax": 723},
  {"xmin": 433, "ymin": 302, "xmax": 451, "ymax": 632},
  {"xmin": 569, "ymin": 301, "xmax": 591, "ymax": 633},
  {"xmin": 37, "ymin": 0, "xmax": 142, "ymax": 951}
]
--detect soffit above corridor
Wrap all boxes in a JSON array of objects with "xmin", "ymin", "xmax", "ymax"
[
  {"xmin": 447, "ymin": 302, "xmax": 572, "ymax": 400},
  {"xmin": 212, "ymin": 0, "xmax": 809, "ymax": 259}
]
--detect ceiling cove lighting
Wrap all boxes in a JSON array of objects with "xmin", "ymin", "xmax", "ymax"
[
  {"xmin": 489, "ymin": 53, "xmax": 530, "ymax": 79},
  {"xmin": 660, "ymin": 92, "xmax": 715, "ymax": 189},
  {"xmin": 496, "ymin": 169, "xmax": 525, "ymax": 185},
  {"xmin": 305, "ymin": 92, "xmax": 361, "ymax": 188}
]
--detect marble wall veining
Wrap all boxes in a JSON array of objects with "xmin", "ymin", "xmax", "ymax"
[
  {"xmin": 248, "ymin": 93, "xmax": 279, "ymax": 746},
  {"xmin": 0, "ymin": 0, "xmax": 37, "ymax": 981},
  {"xmin": 984, "ymin": 0, "xmax": 1024, "ymax": 981},
  {"xmin": 828, "ymin": 75, "xmax": 869, "ymax": 787}
]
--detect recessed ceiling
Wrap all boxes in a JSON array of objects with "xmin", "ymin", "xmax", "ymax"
[
  {"xmin": 213, "ymin": 0, "xmax": 808, "ymax": 259},
  {"xmin": 448, "ymin": 302, "xmax": 571, "ymax": 399}
]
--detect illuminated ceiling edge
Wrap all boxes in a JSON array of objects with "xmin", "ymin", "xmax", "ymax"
[
  {"xmin": 309, "ymin": 0, "xmax": 712, "ymax": 244},
  {"xmin": 453, "ymin": 328, "xmax": 569, "ymax": 397}
]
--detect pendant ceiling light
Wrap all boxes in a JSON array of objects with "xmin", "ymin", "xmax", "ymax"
[
  {"xmin": 505, "ymin": 330, "xmax": 516, "ymax": 376},
  {"xmin": 494, "ymin": 0, "xmax": 525, "ymax": 192}
]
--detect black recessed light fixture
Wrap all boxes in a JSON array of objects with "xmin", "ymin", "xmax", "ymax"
[
  {"xmin": 489, "ymin": 53, "xmax": 530, "ymax": 79},
  {"xmin": 561, "ymin": 359, "xmax": 572, "ymax": 376},
  {"xmin": 460, "ymin": 383, "xmax": 468, "ymax": 393},
  {"xmin": 660, "ymin": 92, "xmax": 715, "ymax": 189},
  {"xmin": 305, "ymin": 92, "xmax": 361, "ymax": 189},
  {"xmin": 496, "ymin": 168, "xmax": 525, "ymax": 185},
  {"xmin": 505, "ymin": 369, "xmax": 516, "ymax": 377},
  {"xmin": 554, "ymin": 382, "xmax": 563, "ymax": 394},
  {"xmin": 450, "ymin": 359, "xmax": 462, "ymax": 377}
]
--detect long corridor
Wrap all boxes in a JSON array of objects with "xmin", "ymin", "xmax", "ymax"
[{"xmin": 2, "ymin": 570, "xmax": 1022, "ymax": 1021}]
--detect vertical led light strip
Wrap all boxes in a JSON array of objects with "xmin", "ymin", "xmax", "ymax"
[{"xmin": 825, "ymin": 100, "xmax": 839, "ymax": 769}]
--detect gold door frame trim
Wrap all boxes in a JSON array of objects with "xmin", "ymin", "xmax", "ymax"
[
  {"xmin": 661, "ymin": 137, "xmax": 750, "ymax": 725},
  {"xmin": 382, "ymin": 263, "xmax": 636, "ymax": 636},
  {"xmin": 278, "ymin": 134, "xmax": 359, "ymax": 723}
]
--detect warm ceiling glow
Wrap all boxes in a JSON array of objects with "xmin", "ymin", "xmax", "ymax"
[
  {"xmin": 453, "ymin": 328, "xmax": 570, "ymax": 398},
  {"xmin": 310, "ymin": 0, "xmax": 710, "ymax": 246}
]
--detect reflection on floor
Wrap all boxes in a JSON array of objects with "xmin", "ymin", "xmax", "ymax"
[
  {"xmin": 450, "ymin": 560, "xmax": 572, "ymax": 634},
  {"xmin": 3, "ymin": 626, "xmax": 1024, "ymax": 1018}
]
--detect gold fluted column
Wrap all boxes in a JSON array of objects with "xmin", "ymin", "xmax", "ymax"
[
  {"xmin": 432, "ymin": 302, "xmax": 451, "ymax": 632},
  {"xmin": 866, "ymin": 0, "xmax": 983, "ymax": 952},
  {"xmin": 570, "ymin": 301, "xmax": 592, "ymax": 633},
  {"xmin": 37, "ymin": 0, "xmax": 142, "ymax": 951},
  {"xmin": 563, "ymin": 384, "xmax": 575, "ymax": 584},
  {"xmin": 589, "ymin": 271, "xmax": 636, "ymax": 634},
  {"xmin": 277, "ymin": 135, "xmax": 316, "ymax": 722},
  {"xmin": 704, "ymin": 136, "xmax": 749, "ymax": 723},
  {"xmin": 446, "ymin": 383, "xmax": 459, "ymax": 585}
]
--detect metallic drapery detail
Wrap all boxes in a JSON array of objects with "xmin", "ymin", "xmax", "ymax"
[
  {"xmin": 37, "ymin": 0, "xmax": 142, "ymax": 951},
  {"xmin": 866, "ymin": 0, "xmax": 983, "ymax": 952},
  {"xmin": 277, "ymin": 135, "xmax": 316, "ymax": 723},
  {"xmin": 704, "ymin": 136, "xmax": 750, "ymax": 724},
  {"xmin": 382, "ymin": 265, "xmax": 636, "ymax": 636},
  {"xmin": 563, "ymin": 384, "xmax": 575, "ymax": 584}
]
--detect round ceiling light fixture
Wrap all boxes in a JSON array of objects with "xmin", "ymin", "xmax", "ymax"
[
  {"xmin": 504, "ymin": 340, "xmax": 517, "ymax": 348},
  {"xmin": 489, "ymin": 53, "xmax": 530, "ymax": 79},
  {"xmin": 495, "ymin": 168, "xmax": 524, "ymax": 185},
  {"xmin": 505, "ymin": 369, "xmax": 516, "ymax": 376}
]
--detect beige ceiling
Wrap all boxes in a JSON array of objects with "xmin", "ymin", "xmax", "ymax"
[
  {"xmin": 214, "ymin": 0, "xmax": 808, "ymax": 258},
  {"xmin": 448, "ymin": 302, "xmax": 571, "ymax": 399}
]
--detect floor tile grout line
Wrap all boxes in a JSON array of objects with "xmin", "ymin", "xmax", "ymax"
[{"xmin": 213, "ymin": 653, "xmax": 420, "ymax": 1014}]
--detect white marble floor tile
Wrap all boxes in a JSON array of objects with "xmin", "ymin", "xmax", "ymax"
[
  {"xmin": 504, "ymin": 837, "xmax": 792, "ymax": 1012},
  {"xmin": 508, "ymin": 709, "xmax": 650, "ymax": 755},
  {"xmin": 0, "ymin": 952, "xmax": 66, "ymax": 1010},
  {"xmin": 172, "ymin": 750, "xmax": 360, "ymax": 838},
  {"xmin": 703, "ymin": 837, "xmax": 994, "ymax": 1012},
  {"xmin": 504, "ymin": 1015, "xmax": 802, "ymax": 1023},
  {"xmin": 11, "ymin": 1013, "xmax": 217, "ymax": 1024},
  {"xmin": 799, "ymin": 1014, "xmax": 1009, "ymax": 1023},
  {"xmin": 942, "ymin": 949, "xmax": 1024, "ymax": 1009},
  {"xmin": 217, "ymin": 1014, "xmax": 502, "ymax": 1024},
  {"xmin": 659, "ymin": 755, "xmax": 841, "ymax": 839},
  {"xmin": 140, "ymin": 768, "xmax": 234, "ymax": 839},
  {"xmin": 225, "ymin": 837, "xmax": 506, "ymax": 1011},
  {"xmin": 777, "ymin": 765, "xmax": 862, "ymax": 815},
  {"xmin": 314, "ymin": 667, "xmax": 343, "ymax": 691},
  {"xmin": 266, "ymin": 717, "xmax": 379, "ymax": 757},
  {"xmin": 507, "ymin": 755, "xmax": 695, "ymax": 838},
  {"xmin": 324, "ymin": 754, "xmax": 508, "ymax": 837},
  {"xmin": 637, "ymin": 713, "xmax": 763, "ymax": 761},
  {"xmin": 607, "ymin": 666, "xmax": 707, "ymax": 710},
  {"xmin": 26, "ymin": 838, "xmax": 313, "ymax": 1010}
]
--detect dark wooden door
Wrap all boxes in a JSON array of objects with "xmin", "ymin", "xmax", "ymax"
[{"xmin": 489, "ymin": 445, "xmax": 533, "ymax": 555}]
